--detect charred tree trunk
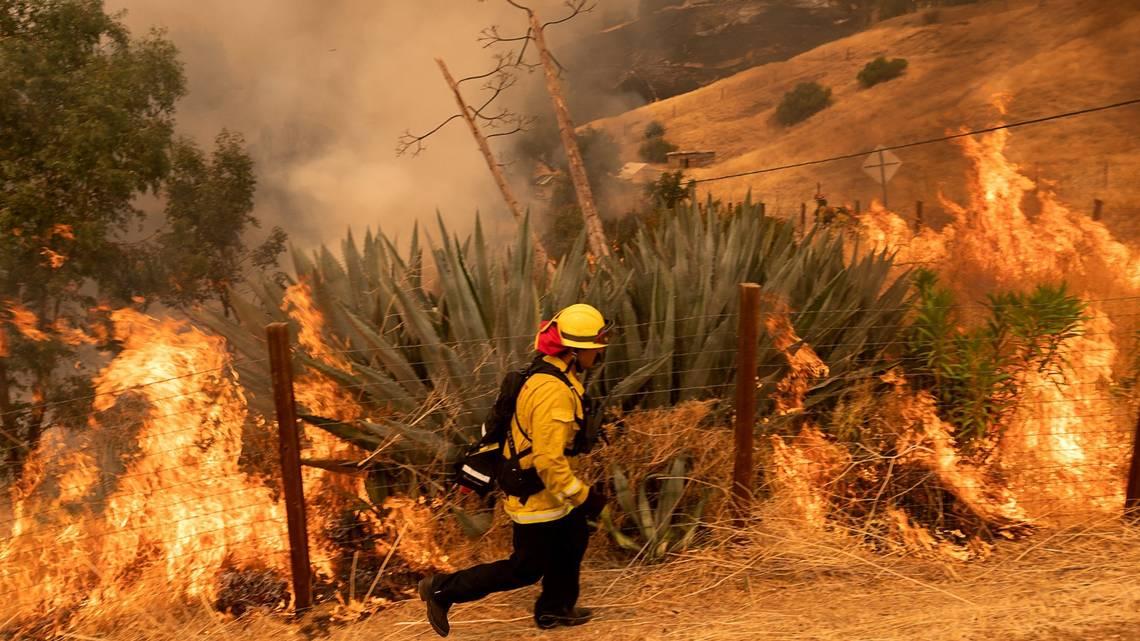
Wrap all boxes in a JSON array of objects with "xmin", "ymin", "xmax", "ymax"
[
  {"xmin": 435, "ymin": 58, "xmax": 553, "ymax": 276},
  {"xmin": 528, "ymin": 9, "xmax": 610, "ymax": 259}
]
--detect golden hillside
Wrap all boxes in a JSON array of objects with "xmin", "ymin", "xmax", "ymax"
[{"xmin": 589, "ymin": 0, "xmax": 1140, "ymax": 234}]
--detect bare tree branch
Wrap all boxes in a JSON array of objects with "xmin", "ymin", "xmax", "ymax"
[
  {"xmin": 396, "ymin": 114, "xmax": 465, "ymax": 156},
  {"xmin": 397, "ymin": 0, "xmax": 593, "ymax": 155},
  {"xmin": 485, "ymin": 125, "xmax": 527, "ymax": 139},
  {"xmin": 543, "ymin": 0, "xmax": 596, "ymax": 30},
  {"xmin": 455, "ymin": 53, "xmax": 512, "ymax": 85},
  {"xmin": 478, "ymin": 25, "xmax": 529, "ymax": 47}
]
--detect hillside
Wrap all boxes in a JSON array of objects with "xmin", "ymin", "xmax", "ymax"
[
  {"xmin": 588, "ymin": 0, "xmax": 1140, "ymax": 234},
  {"xmin": 560, "ymin": 0, "xmax": 858, "ymax": 121}
]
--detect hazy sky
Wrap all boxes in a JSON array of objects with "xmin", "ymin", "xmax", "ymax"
[{"xmin": 108, "ymin": 0, "xmax": 627, "ymax": 249}]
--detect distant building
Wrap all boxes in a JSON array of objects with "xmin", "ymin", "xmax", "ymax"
[
  {"xmin": 617, "ymin": 162, "xmax": 663, "ymax": 184},
  {"xmin": 666, "ymin": 150, "xmax": 716, "ymax": 169}
]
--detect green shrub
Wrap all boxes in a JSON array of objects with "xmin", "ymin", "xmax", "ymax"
[
  {"xmin": 858, "ymin": 57, "xmax": 909, "ymax": 88},
  {"xmin": 645, "ymin": 170, "xmax": 693, "ymax": 208},
  {"xmin": 904, "ymin": 270, "xmax": 1087, "ymax": 446},
  {"xmin": 639, "ymin": 120, "xmax": 678, "ymax": 163},
  {"xmin": 775, "ymin": 82, "xmax": 832, "ymax": 126},
  {"xmin": 639, "ymin": 136, "xmax": 679, "ymax": 163}
]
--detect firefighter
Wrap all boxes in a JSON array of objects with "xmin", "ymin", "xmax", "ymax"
[
  {"xmin": 418, "ymin": 304, "xmax": 613, "ymax": 636},
  {"xmin": 814, "ymin": 192, "xmax": 835, "ymax": 225}
]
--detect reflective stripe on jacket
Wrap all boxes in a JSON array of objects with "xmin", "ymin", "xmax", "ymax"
[{"xmin": 502, "ymin": 354, "xmax": 590, "ymax": 524}]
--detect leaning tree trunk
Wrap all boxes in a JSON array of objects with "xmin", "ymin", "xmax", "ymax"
[
  {"xmin": 435, "ymin": 57, "xmax": 554, "ymax": 276},
  {"xmin": 528, "ymin": 9, "xmax": 610, "ymax": 259}
]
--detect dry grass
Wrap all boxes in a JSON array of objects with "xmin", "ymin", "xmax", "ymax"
[
  {"xmin": 589, "ymin": 0, "xmax": 1140, "ymax": 237},
  {"xmin": 40, "ymin": 515, "xmax": 1140, "ymax": 641},
  {"xmin": 7, "ymin": 406, "xmax": 1138, "ymax": 640}
]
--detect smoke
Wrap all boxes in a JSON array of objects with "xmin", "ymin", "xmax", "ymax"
[{"xmin": 107, "ymin": 0, "xmax": 635, "ymax": 249}]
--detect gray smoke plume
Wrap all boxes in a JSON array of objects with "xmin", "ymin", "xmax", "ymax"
[{"xmin": 108, "ymin": 0, "xmax": 636, "ymax": 248}]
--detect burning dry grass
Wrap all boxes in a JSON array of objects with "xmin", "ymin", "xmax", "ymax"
[{"xmin": 29, "ymin": 518, "xmax": 1140, "ymax": 641}]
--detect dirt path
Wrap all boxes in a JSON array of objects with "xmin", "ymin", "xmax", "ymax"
[{"xmin": 305, "ymin": 525, "xmax": 1140, "ymax": 641}]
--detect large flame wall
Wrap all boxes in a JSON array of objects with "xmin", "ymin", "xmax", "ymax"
[{"xmin": 859, "ymin": 128, "xmax": 1138, "ymax": 522}]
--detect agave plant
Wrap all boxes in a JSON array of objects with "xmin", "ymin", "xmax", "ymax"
[
  {"xmin": 199, "ymin": 200, "xmax": 912, "ymax": 498},
  {"xmin": 601, "ymin": 457, "xmax": 707, "ymax": 562},
  {"xmin": 593, "ymin": 196, "xmax": 912, "ymax": 424}
]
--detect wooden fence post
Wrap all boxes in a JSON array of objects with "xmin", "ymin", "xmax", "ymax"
[
  {"xmin": 914, "ymin": 200, "xmax": 924, "ymax": 233},
  {"xmin": 855, "ymin": 199, "xmax": 862, "ymax": 214},
  {"xmin": 1093, "ymin": 199, "xmax": 1104, "ymax": 222},
  {"xmin": 759, "ymin": 202, "xmax": 767, "ymax": 217},
  {"xmin": 266, "ymin": 323, "xmax": 313, "ymax": 613},
  {"xmin": 1126, "ymin": 408, "xmax": 1140, "ymax": 521},
  {"xmin": 800, "ymin": 203, "xmax": 807, "ymax": 231},
  {"xmin": 733, "ymin": 284, "xmax": 761, "ymax": 526}
]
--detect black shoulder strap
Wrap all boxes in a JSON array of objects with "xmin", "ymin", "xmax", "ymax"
[{"xmin": 504, "ymin": 356, "xmax": 581, "ymax": 461}]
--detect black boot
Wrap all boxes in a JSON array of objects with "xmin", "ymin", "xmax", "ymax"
[
  {"xmin": 535, "ymin": 606, "xmax": 594, "ymax": 629},
  {"xmin": 418, "ymin": 575, "xmax": 452, "ymax": 637}
]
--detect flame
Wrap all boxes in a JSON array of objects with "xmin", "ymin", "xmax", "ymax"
[
  {"xmin": 5, "ymin": 302, "xmax": 49, "ymax": 342},
  {"xmin": 769, "ymin": 426, "xmax": 849, "ymax": 527},
  {"xmin": 52, "ymin": 316, "xmax": 98, "ymax": 346},
  {"xmin": 49, "ymin": 224, "xmax": 75, "ymax": 240},
  {"xmin": 1, "ymin": 310, "xmax": 289, "ymax": 621},
  {"xmin": 889, "ymin": 387, "xmax": 1031, "ymax": 531},
  {"xmin": 1, "ymin": 283, "xmax": 450, "ymax": 626},
  {"xmin": 859, "ymin": 125, "xmax": 1136, "ymax": 521},
  {"xmin": 280, "ymin": 280, "xmax": 451, "ymax": 580},
  {"xmin": 40, "ymin": 247, "xmax": 67, "ymax": 269},
  {"xmin": 283, "ymin": 280, "xmax": 362, "ymax": 426},
  {"xmin": 763, "ymin": 295, "xmax": 830, "ymax": 415}
]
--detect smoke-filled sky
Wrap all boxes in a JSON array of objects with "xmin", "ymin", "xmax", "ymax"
[{"xmin": 109, "ymin": 0, "xmax": 633, "ymax": 248}]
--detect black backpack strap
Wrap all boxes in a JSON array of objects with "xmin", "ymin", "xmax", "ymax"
[
  {"xmin": 504, "ymin": 356, "xmax": 582, "ymax": 462},
  {"xmin": 505, "ymin": 413, "xmax": 532, "ymax": 460}
]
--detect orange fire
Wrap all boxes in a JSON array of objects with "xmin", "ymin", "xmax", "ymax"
[
  {"xmin": 769, "ymin": 426, "xmax": 849, "ymax": 526},
  {"xmin": 5, "ymin": 301, "xmax": 50, "ymax": 342},
  {"xmin": 280, "ymin": 280, "xmax": 451, "ymax": 580},
  {"xmin": 0, "ymin": 310, "xmax": 289, "ymax": 623},
  {"xmin": 40, "ymin": 247, "xmax": 67, "ymax": 269},
  {"xmin": 763, "ymin": 295, "xmax": 830, "ymax": 416},
  {"xmin": 858, "ymin": 126, "xmax": 1136, "ymax": 521},
  {"xmin": 1, "ymin": 279, "xmax": 450, "ymax": 627}
]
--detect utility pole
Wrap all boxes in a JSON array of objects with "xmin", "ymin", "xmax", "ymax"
[
  {"xmin": 436, "ymin": 58, "xmax": 552, "ymax": 274},
  {"xmin": 528, "ymin": 8, "xmax": 610, "ymax": 258}
]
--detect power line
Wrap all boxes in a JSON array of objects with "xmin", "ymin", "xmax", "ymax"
[{"xmin": 691, "ymin": 97, "xmax": 1140, "ymax": 185}]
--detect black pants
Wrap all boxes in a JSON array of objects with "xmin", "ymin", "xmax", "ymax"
[{"xmin": 434, "ymin": 506, "xmax": 589, "ymax": 615}]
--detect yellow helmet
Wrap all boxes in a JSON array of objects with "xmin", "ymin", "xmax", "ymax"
[{"xmin": 538, "ymin": 303, "xmax": 613, "ymax": 350}]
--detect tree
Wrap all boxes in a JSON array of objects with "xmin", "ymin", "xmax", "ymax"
[
  {"xmin": 399, "ymin": 1, "xmax": 611, "ymax": 258},
  {"xmin": 0, "ymin": 0, "xmax": 283, "ymax": 473},
  {"xmin": 639, "ymin": 121, "xmax": 679, "ymax": 164},
  {"xmin": 646, "ymin": 171, "xmax": 694, "ymax": 209},
  {"xmin": 858, "ymin": 57, "xmax": 909, "ymax": 88},
  {"xmin": 775, "ymin": 82, "xmax": 833, "ymax": 126},
  {"xmin": 540, "ymin": 128, "xmax": 622, "ymax": 260},
  {"xmin": 157, "ymin": 131, "xmax": 288, "ymax": 313}
]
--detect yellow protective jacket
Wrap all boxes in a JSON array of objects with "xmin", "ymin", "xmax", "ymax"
[{"xmin": 502, "ymin": 354, "xmax": 590, "ymax": 524}]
